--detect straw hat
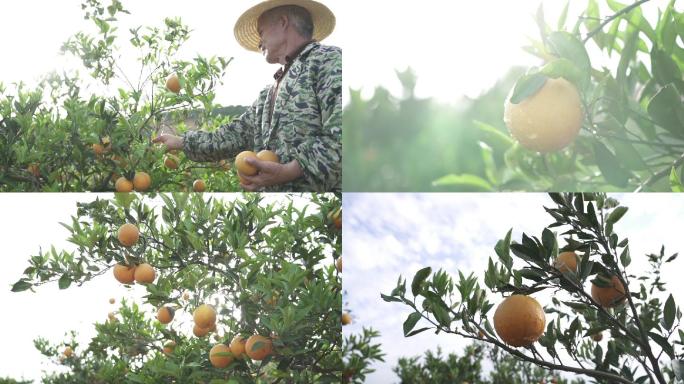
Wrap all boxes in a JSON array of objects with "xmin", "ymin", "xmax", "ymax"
[{"xmin": 234, "ymin": 0, "xmax": 336, "ymax": 52}]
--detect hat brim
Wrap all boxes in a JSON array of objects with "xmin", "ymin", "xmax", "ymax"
[{"xmin": 234, "ymin": 0, "xmax": 336, "ymax": 52}]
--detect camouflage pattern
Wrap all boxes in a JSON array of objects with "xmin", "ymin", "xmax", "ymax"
[{"xmin": 182, "ymin": 42, "xmax": 342, "ymax": 192}]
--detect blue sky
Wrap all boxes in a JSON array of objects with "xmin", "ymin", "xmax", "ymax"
[{"xmin": 342, "ymin": 193, "xmax": 684, "ymax": 383}]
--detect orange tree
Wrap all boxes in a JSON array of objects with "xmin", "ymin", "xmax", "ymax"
[
  {"xmin": 344, "ymin": 1, "xmax": 684, "ymax": 192},
  {"xmin": 11, "ymin": 192, "xmax": 342, "ymax": 383},
  {"xmin": 382, "ymin": 193, "xmax": 683, "ymax": 383},
  {"xmin": 0, "ymin": 0, "xmax": 246, "ymax": 192}
]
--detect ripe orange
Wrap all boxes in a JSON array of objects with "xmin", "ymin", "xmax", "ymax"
[
  {"xmin": 193, "ymin": 179, "xmax": 206, "ymax": 192},
  {"xmin": 554, "ymin": 251, "xmax": 578, "ymax": 273},
  {"xmin": 183, "ymin": 292, "xmax": 190, "ymax": 300},
  {"xmin": 245, "ymin": 335, "xmax": 273, "ymax": 360},
  {"xmin": 256, "ymin": 149, "xmax": 279, "ymax": 163},
  {"xmin": 164, "ymin": 155, "xmax": 179, "ymax": 170},
  {"xmin": 134, "ymin": 263, "xmax": 156, "ymax": 284},
  {"xmin": 328, "ymin": 209, "xmax": 342, "ymax": 229},
  {"xmin": 209, "ymin": 344, "xmax": 233, "ymax": 368},
  {"xmin": 115, "ymin": 177, "xmax": 134, "ymax": 192},
  {"xmin": 493, "ymin": 295, "xmax": 546, "ymax": 347},
  {"xmin": 235, "ymin": 151, "xmax": 258, "ymax": 176},
  {"xmin": 504, "ymin": 77, "xmax": 583, "ymax": 153},
  {"xmin": 591, "ymin": 332, "xmax": 603, "ymax": 342},
  {"xmin": 109, "ymin": 298, "xmax": 115, "ymax": 304},
  {"xmin": 92, "ymin": 143, "xmax": 111, "ymax": 156},
  {"xmin": 166, "ymin": 74, "xmax": 181, "ymax": 94},
  {"xmin": 591, "ymin": 275, "xmax": 626, "ymax": 308},
  {"xmin": 336, "ymin": 257, "xmax": 342, "ymax": 273},
  {"xmin": 193, "ymin": 324, "xmax": 211, "ymax": 337},
  {"xmin": 163, "ymin": 340, "xmax": 176, "ymax": 355},
  {"xmin": 229, "ymin": 335, "xmax": 246, "ymax": 359},
  {"xmin": 113, "ymin": 264, "xmax": 136, "ymax": 284},
  {"xmin": 63, "ymin": 346, "xmax": 73, "ymax": 358},
  {"xmin": 117, "ymin": 223, "xmax": 139, "ymax": 247},
  {"xmin": 133, "ymin": 172, "xmax": 152, "ymax": 192},
  {"xmin": 157, "ymin": 306, "xmax": 175, "ymax": 324},
  {"xmin": 193, "ymin": 304, "xmax": 217, "ymax": 328},
  {"xmin": 27, "ymin": 163, "xmax": 41, "ymax": 178},
  {"xmin": 342, "ymin": 312, "xmax": 352, "ymax": 325},
  {"xmin": 238, "ymin": 175, "xmax": 252, "ymax": 186}
]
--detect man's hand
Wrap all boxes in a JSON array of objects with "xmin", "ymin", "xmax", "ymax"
[
  {"xmin": 239, "ymin": 159, "xmax": 304, "ymax": 191},
  {"xmin": 152, "ymin": 134, "xmax": 184, "ymax": 151}
]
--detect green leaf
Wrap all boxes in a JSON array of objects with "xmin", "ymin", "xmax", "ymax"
[
  {"xmin": 403, "ymin": 312, "xmax": 422, "ymax": 336},
  {"xmin": 11, "ymin": 280, "xmax": 32, "ymax": 292},
  {"xmin": 58, "ymin": 274, "xmax": 72, "ymax": 290},
  {"xmin": 539, "ymin": 58, "xmax": 584, "ymax": 87},
  {"xmin": 670, "ymin": 167, "xmax": 684, "ymax": 192},
  {"xmin": 509, "ymin": 73, "xmax": 547, "ymax": 104},
  {"xmin": 473, "ymin": 120, "xmax": 514, "ymax": 152},
  {"xmin": 405, "ymin": 327, "xmax": 431, "ymax": 337},
  {"xmin": 380, "ymin": 293, "xmax": 402, "ymax": 303},
  {"xmin": 607, "ymin": 206, "xmax": 628, "ymax": 225},
  {"xmin": 651, "ymin": 47, "xmax": 684, "ymax": 92},
  {"xmin": 593, "ymin": 142, "xmax": 631, "ymax": 187},
  {"xmin": 546, "ymin": 31, "xmax": 591, "ymax": 87},
  {"xmin": 619, "ymin": 246, "xmax": 631, "ymax": 268},
  {"xmin": 411, "ymin": 267, "xmax": 432, "ymax": 296},
  {"xmin": 432, "ymin": 174, "xmax": 493, "ymax": 192},
  {"xmin": 647, "ymin": 84, "xmax": 684, "ymax": 137},
  {"xmin": 664, "ymin": 294, "xmax": 676, "ymax": 330}
]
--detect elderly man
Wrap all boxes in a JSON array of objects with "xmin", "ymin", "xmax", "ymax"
[{"xmin": 153, "ymin": 0, "xmax": 341, "ymax": 192}]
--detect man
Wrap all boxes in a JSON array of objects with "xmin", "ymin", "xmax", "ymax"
[{"xmin": 153, "ymin": 0, "xmax": 341, "ymax": 192}]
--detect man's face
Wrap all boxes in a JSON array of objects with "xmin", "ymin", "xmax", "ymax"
[{"xmin": 257, "ymin": 15, "xmax": 287, "ymax": 64}]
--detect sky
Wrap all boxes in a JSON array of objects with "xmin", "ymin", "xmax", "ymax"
[
  {"xmin": 343, "ymin": 193, "xmax": 684, "ymax": 383},
  {"xmin": 0, "ymin": 192, "xmax": 316, "ymax": 382}
]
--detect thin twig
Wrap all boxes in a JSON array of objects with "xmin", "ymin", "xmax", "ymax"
[{"xmin": 583, "ymin": 0, "xmax": 653, "ymax": 43}]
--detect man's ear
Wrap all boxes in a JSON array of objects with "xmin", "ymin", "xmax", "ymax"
[{"xmin": 278, "ymin": 14, "xmax": 289, "ymax": 29}]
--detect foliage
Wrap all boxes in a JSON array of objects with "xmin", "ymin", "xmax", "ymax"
[
  {"xmin": 12, "ymin": 193, "xmax": 343, "ymax": 383},
  {"xmin": 382, "ymin": 193, "xmax": 684, "ymax": 384},
  {"xmin": 341, "ymin": 327, "xmax": 385, "ymax": 383},
  {"xmin": 0, "ymin": 0, "xmax": 245, "ymax": 191},
  {"xmin": 394, "ymin": 343, "xmax": 587, "ymax": 384},
  {"xmin": 344, "ymin": 1, "xmax": 684, "ymax": 192}
]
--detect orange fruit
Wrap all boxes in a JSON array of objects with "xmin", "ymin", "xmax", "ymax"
[
  {"xmin": 163, "ymin": 340, "xmax": 176, "ymax": 355},
  {"xmin": 27, "ymin": 163, "xmax": 41, "ymax": 178},
  {"xmin": 504, "ymin": 77, "xmax": 583, "ymax": 153},
  {"xmin": 235, "ymin": 151, "xmax": 258, "ymax": 176},
  {"xmin": 166, "ymin": 74, "xmax": 181, "ymax": 94},
  {"xmin": 183, "ymin": 292, "xmax": 190, "ymax": 300},
  {"xmin": 134, "ymin": 263, "xmax": 156, "ymax": 284},
  {"xmin": 493, "ymin": 295, "xmax": 546, "ymax": 347},
  {"xmin": 117, "ymin": 223, "xmax": 139, "ymax": 247},
  {"xmin": 164, "ymin": 155, "xmax": 179, "ymax": 169},
  {"xmin": 256, "ymin": 149, "xmax": 279, "ymax": 163},
  {"xmin": 229, "ymin": 335, "xmax": 246, "ymax": 359},
  {"xmin": 336, "ymin": 257, "xmax": 342, "ymax": 273},
  {"xmin": 157, "ymin": 306, "xmax": 175, "ymax": 324},
  {"xmin": 193, "ymin": 324, "xmax": 211, "ymax": 337},
  {"xmin": 193, "ymin": 179, "xmax": 206, "ymax": 192},
  {"xmin": 328, "ymin": 209, "xmax": 342, "ymax": 230},
  {"xmin": 554, "ymin": 251, "xmax": 578, "ymax": 273},
  {"xmin": 113, "ymin": 264, "xmax": 136, "ymax": 284},
  {"xmin": 92, "ymin": 143, "xmax": 111, "ymax": 156},
  {"xmin": 591, "ymin": 275, "xmax": 626, "ymax": 308},
  {"xmin": 109, "ymin": 298, "xmax": 115, "ymax": 304},
  {"xmin": 209, "ymin": 344, "xmax": 233, "ymax": 368},
  {"xmin": 63, "ymin": 346, "xmax": 73, "ymax": 358},
  {"xmin": 133, "ymin": 171, "xmax": 152, "ymax": 192},
  {"xmin": 193, "ymin": 304, "xmax": 217, "ymax": 328},
  {"xmin": 342, "ymin": 312, "xmax": 352, "ymax": 325},
  {"xmin": 115, "ymin": 177, "xmax": 134, "ymax": 192},
  {"xmin": 591, "ymin": 332, "xmax": 603, "ymax": 342},
  {"xmin": 245, "ymin": 335, "xmax": 273, "ymax": 360}
]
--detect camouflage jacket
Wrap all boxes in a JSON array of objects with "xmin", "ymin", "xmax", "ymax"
[{"xmin": 182, "ymin": 42, "xmax": 342, "ymax": 192}]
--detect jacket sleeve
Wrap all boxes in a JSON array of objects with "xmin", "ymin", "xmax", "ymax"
[
  {"xmin": 290, "ymin": 48, "xmax": 342, "ymax": 192},
  {"xmin": 182, "ymin": 99, "xmax": 258, "ymax": 162}
]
